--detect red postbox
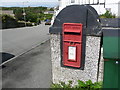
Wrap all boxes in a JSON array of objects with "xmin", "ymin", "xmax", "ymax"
[{"xmin": 62, "ymin": 23, "xmax": 83, "ymax": 68}]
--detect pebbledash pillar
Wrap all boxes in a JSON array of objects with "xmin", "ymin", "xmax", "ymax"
[{"xmin": 49, "ymin": 5, "xmax": 103, "ymax": 85}]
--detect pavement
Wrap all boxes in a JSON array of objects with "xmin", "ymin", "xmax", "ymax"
[{"xmin": 1, "ymin": 39, "xmax": 52, "ymax": 88}]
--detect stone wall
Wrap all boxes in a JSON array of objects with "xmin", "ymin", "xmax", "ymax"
[{"xmin": 50, "ymin": 34, "xmax": 103, "ymax": 85}]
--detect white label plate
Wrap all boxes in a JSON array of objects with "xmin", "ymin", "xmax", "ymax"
[{"xmin": 68, "ymin": 46, "xmax": 76, "ymax": 60}]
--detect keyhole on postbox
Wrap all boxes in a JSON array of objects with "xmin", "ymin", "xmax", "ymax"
[{"xmin": 70, "ymin": 42, "xmax": 74, "ymax": 45}]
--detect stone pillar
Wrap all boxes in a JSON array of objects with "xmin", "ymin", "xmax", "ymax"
[{"xmin": 50, "ymin": 34, "xmax": 103, "ymax": 85}]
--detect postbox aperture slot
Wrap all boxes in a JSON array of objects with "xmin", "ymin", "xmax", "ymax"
[
  {"xmin": 64, "ymin": 32, "xmax": 82, "ymax": 42},
  {"xmin": 64, "ymin": 32, "xmax": 80, "ymax": 35}
]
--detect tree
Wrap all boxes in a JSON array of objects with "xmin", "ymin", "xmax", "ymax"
[
  {"xmin": 1, "ymin": 14, "xmax": 18, "ymax": 29},
  {"xmin": 26, "ymin": 12, "xmax": 38, "ymax": 22},
  {"xmin": 44, "ymin": 14, "xmax": 53, "ymax": 20},
  {"xmin": 2, "ymin": 6, "xmax": 52, "ymax": 23},
  {"xmin": 14, "ymin": 8, "xmax": 24, "ymax": 20},
  {"xmin": 49, "ymin": 8, "xmax": 54, "ymax": 11},
  {"xmin": 100, "ymin": 10, "xmax": 116, "ymax": 18}
]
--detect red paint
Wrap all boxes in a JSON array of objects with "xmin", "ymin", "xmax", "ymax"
[{"xmin": 62, "ymin": 23, "xmax": 83, "ymax": 68}]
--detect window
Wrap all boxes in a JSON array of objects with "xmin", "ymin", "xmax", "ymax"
[{"xmin": 71, "ymin": 0, "xmax": 75, "ymax": 3}]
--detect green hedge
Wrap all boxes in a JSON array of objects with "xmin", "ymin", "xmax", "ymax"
[
  {"xmin": 1, "ymin": 14, "xmax": 18, "ymax": 29},
  {"xmin": 1, "ymin": 14, "xmax": 34, "ymax": 29},
  {"xmin": 17, "ymin": 21, "xmax": 33, "ymax": 27}
]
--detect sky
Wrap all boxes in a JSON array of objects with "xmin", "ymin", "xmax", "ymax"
[{"xmin": 1, "ymin": 0, "xmax": 59, "ymax": 7}]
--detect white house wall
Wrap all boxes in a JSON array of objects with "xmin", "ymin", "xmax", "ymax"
[
  {"xmin": 92, "ymin": 0, "xmax": 119, "ymax": 16},
  {"xmin": 119, "ymin": 1, "xmax": 120, "ymax": 16},
  {"xmin": 58, "ymin": 0, "xmax": 120, "ymax": 16}
]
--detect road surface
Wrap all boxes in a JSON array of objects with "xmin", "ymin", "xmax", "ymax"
[
  {"xmin": 2, "ymin": 40, "xmax": 52, "ymax": 88},
  {"xmin": 1, "ymin": 23, "xmax": 50, "ymax": 64}
]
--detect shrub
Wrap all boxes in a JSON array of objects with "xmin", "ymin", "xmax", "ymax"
[
  {"xmin": 18, "ymin": 21, "xmax": 33, "ymax": 27},
  {"xmin": 51, "ymin": 80, "xmax": 102, "ymax": 89},
  {"xmin": 100, "ymin": 10, "xmax": 116, "ymax": 18},
  {"xmin": 1, "ymin": 14, "xmax": 16, "ymax": 23},
  {"xmin": 26, "ymin": 22, "xmax": 33, "ymax": 26},
  {"xmin": 1, "ymin": 14, "xmax": 18, "ymax": 29}
]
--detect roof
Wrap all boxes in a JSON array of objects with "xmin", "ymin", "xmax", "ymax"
[
  {"xmin": 44, "ymin": 11, "xmax": 54, "ymax": 14},
  {"xmin": 2, "ymin": 10, "xmax": 13, "ymax": 14},
  {"xmin": 1, "ymin": 10, "xmax": 14, "ymax": 16}
]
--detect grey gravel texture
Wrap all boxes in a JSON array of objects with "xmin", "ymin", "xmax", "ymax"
[{"xmin": 50, "ymin": 34, "xmax": 103, "ymax": 85}]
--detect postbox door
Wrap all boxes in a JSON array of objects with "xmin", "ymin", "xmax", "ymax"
[
  {"xmin": 63, "ymin": 42, "xmax": 82, "ymax": 68},
  {"xmin": 62, "ymin": 23, "xmax": 83, "ymax": 68}
]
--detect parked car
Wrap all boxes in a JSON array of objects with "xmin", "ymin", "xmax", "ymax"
[{"xmin": 45, "ymin": 20, "xmax": 51, "ymax": 25}]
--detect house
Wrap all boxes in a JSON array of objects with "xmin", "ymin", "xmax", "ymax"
[
  {"xmin": 57, "ymin": 0, "xmax": 120, "ymax": 16},
  {"xmin": 52, "ymin": 0, "xmax": 120, "ymax": 25},
  {"xmin": 44, "ymin": 11, "xmax": 54, "ymax": 14},
  {"xmin": 2, "ymin": 10, "xmax": 15, "ymax": 16}
]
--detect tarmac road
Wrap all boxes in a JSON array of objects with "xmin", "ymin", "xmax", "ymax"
[
  {"xmin": 1, "ymin": 40, "xmax": 52, "ymax": 88},
  {"xmin": 1, "ymin": 23, "xmax": 50, "ymax": 64}
]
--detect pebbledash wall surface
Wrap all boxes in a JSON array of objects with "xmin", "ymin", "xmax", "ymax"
[
  {"xmin": 49, "ymin": 5, "xmax": 104, "ymax": 85},
  {"xmin": 50, "ymin": 34, "xmax": 104, "ymax": 85}
]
